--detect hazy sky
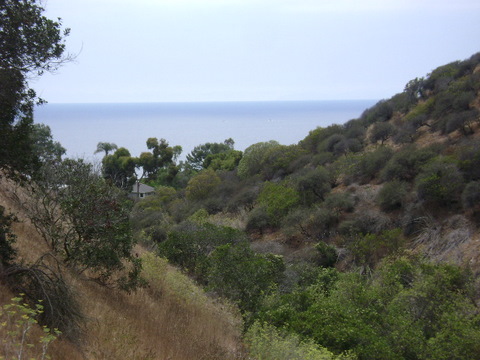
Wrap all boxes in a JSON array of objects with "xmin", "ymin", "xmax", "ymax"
[{"xmin": 34, "ymin": 0, "xmax": 480, "ymax": 103}]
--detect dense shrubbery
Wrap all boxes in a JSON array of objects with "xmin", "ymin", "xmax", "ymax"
[
  {"xmin": 208, "ymin": 241, "xmax": 284, "ymax": 316},
  {"xmin": 381, "ymin": 145, "xmax": 436, "ymax": 182},
  {"xmin": 376, "ymin": 180, "xmax": 409, "ymax": 211},
  {"xmin": 122, "ymin": 52, "xmax": 480, "ymax": 359},
  {"xmin": 256, "ymin": 256, "xmax": 480, "ymax": 360},
  {"xmin": 415, "ymin": 158, "xmax": 465, "ymax": 205},
  {"xmin": 157, "ymin": 222, "xmax": 245, "ymax": 279},
  {"xmin": 345, "ymin": 146, "xmax": 393, "ymax": 184},
  {"xmin": 257, "ymin": 182, "xmax": 300, "ymax": 225}
]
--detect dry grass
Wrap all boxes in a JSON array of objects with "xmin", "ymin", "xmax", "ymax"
[{"xmin": 0, "ymin": 177, "xmax": 246, "ymax": 360}]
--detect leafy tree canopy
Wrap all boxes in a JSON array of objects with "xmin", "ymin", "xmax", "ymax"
[
  {"xmin": 0, "ymin": 0, "xmax": 70, "ymax": 177},
  {"xmin": 186, "ymin": 138, "xmax": 235, "ymax": 171}
]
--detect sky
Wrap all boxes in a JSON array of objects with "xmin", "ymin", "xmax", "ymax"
[{"xmin": 34, "ymin": 0, "xmax": 480, "ymax": 103}]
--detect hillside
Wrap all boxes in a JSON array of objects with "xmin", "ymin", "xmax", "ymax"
[
  {"xmin": 1, "ymin": 50, "xmax": 480, "ymax": 360},
  {"xmin": 0, "ymin": 177, "xmax": 245, "ymax": 359}
]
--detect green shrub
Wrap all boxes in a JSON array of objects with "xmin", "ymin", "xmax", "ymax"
[
  {"xmin": 346, "ymin": 228, "xmax": 404, "ymax": 268},
  {"xmin": 294, "ymin": 167, "xmax": 332, "ymax": 204},
  {"xmin": 157, "ymin": 222, "xmax": 246, "ymax": 280},
  {"xmin": 415, "ymin": 158, "xmax": 465, "ymax": 205},
  {"xmin": 339, "ymin": 210, "xmax": 391, "ymax": 236},
  {"xmin": 299, "ymin": 125, "xmax": 345, "ymax": 154},
  {"xmin": 185, "ymin": 169, "xmax": 221, "ymax": 201},
  {"xmin": 258, "ymin": 182, "xmax": 300, "ymax": 224},
  {"xmin": 344, "ymin": 120, "xmax": 366, "ymax": 140},
  {"xmin": 360, "ymin": 100, "xmax": 394, "ymax": 125},
  {"xmin": 323, "ymin": 192, "xmax": 355, "ymax": 215},
  {"xmin": 376, "ymin": 180, "xmax": 409, "ymax": 211},
  {"xmin": 315, "ymin": 242, "xmax": 338, "ymax": 268},
  {"xmin": 227, "ymin": 185, "xmax": 259, "ymax": 212},
  {"xmin": 381, "ymin": 145, "xmax": 436, "ymax": 182},
  {"xmin": 262, "ymin": 144, "xmax": 308, "ymax": 180},
  {"xmin": 244, "ymin": 321, "xmax": 350, "ymax": 360},
  {"xmin": 311, "ymin": 152, "xmax": 335, "ymax": 167},
  {"xmin": 237, "ymin": 141, "xmax": 281, "ymax": 179},
  {"xmin": 258, "ymin": 254, "xmax": 480, "ymax": 359},
  {"xmin": 283, "ymin": 207, "xmax": 337, "ymax": 241},
  {"xmin": 208, "ymin": 242, "xmax": 284, "ymax": 316},
  {"xmin": 1, "ymin": 296, "xmax": 61, "ymax": 360},
  {"xmin": 457, "ymin": 139, "xmax": 480, "ymax": 181},
  {"xmin": 204, "ymin": 149, "xmax": 242, "ymax": 171},
  {"xmin": 369, "ymin": 122, "xmax": 396, "ymax": 144},
  {"xmin": 402, "ymin": 97, "xmax": 435, "ymax": 123},
  {"xmin": 350, "ymin": 147, "xmax": 394, "ymax": 184},
  {"xmin": 246, "ymin": 207, "xmax": 271, "ymax": 233}
]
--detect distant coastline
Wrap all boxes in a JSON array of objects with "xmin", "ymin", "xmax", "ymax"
[{"xmin": 35, "ymin": 99, "xmax": 377, "ymax": 161}]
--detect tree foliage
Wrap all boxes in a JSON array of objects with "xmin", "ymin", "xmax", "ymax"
[
  {"xmin": 102, "ymin": 147, "xmax": 137, "ymax": 190},
  {"xmin": 20, "ymin": 159, "xmax": 142, "ymax": 289},
  {"xmin": 0, "ymin": 0, "xmax": 70, "ymax": 177},
  {"xmin": 237, "ymin": 140, "xmax": 280, "ymax": 178},
  {"xmin": 257, "ymin": 257, "xmax": 480, "ymax": 360},
  {"xmin": 186, "ymin": 138, "xmax": 234, "ymax": 171},
  {"xmin": 257, "ymin": 182, "xmax": 300, "ymax": 224},
  {"xmin": 94, "ymin": 141, "xmax": 117, "ymax": 156},
  {"xmin": 208, "ymin": 241, "xmax": 284, "ymax": 315}
]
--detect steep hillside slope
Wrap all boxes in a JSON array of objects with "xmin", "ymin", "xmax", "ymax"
[{"xmin": 0, "ymin": 177, "xmax": 244, "ymax": 359}]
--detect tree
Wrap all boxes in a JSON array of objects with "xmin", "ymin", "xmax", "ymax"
[
  {"xmin": 0, "ymin": 0, "xmax": 70, "ymax": 177},
  {"xmin": 19, "ymin": 159, "xmax": 142, "ymax": 290},
  {"xmin": 295, "ymin": 166, "xmax": 332, "ymax": 203},
  {"xmin": 237, "ymin": 140, "xmax": 280, "ymax": 179},
  {"xmin": 102, "ymin": 147, "xmax": 137, "ymax": 190},
  {"xmin": 185, "ymin": 169, "xmax": 221, "ymax": 201},
  {"xmin": 415, "ymin": 158, "xmax": 465, "ymax": 205},
  {"xmin": 186, "ymin": 138, "xmax": 235, "ymax": 171},
  {"xmin": 369, "ymin": 122, "xmax": 396, "ymax": 145},
  {"xmin": 208, "ymin": 241, "xmax": 284, "ymax": 315},
  {"xmin": 30, "ymin": 123, "xmax": 65, "ymax": 163},
  {"xmin": 204, "ymin": 149, "xmax": 243, "ymax": 171},
  {"xmin": 94, "ymin": 141, "xmax": 118, "ymax": 156},
  {"xmin": 257, "ymin": 182, "xmax": 300, "ymax": 224},
  {"xmin": 136, "ymin": 137, "xmax": 178, "ymax": 181}
]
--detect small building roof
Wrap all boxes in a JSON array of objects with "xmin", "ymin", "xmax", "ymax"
[{"xmin": 132, "ymin": 182, "xmax": 155, "ymax": 194}]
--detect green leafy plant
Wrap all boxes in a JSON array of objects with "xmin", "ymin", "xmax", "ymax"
[
  {"xmin": 244, "ymin": 321, "xmax": 352, "ymax": 360},
  {"xmin": 376, "ymin": 180, "xmax": 409, "ymax": 211},
  {"xmin": 415, "ymin": 158, "xmax": 465, "ymax": 205},
  {"xmin": 1, "ymin": 296, "xmax": 61, "ymax": 360},
  {"xmin": 257, "ymin": 182, "xmax": 300, "ymax": 225}
]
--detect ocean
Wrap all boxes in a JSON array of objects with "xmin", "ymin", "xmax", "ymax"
[{"xmin": 34, "ymin": 100, "xmax": 376, "ymax": 161}]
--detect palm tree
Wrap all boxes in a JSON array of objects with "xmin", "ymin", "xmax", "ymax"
[{"xmin": 94, "ymin": 142, "xmax": 118, "ymax": 156}]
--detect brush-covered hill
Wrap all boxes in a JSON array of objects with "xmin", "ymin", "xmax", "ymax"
[
  {"xmin": 2, "ymin": 40, "xmax": 480, "ymax": 358},
  {"xmin": 123, "ymin": 52, "xmax": 480, "ymax": 359}
]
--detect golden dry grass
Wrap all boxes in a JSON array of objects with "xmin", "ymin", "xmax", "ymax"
[{"xmin": 0, "ymin": 177, "xmax": 245, "ymax": 360}]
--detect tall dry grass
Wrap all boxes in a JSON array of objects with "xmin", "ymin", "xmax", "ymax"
[{"xmin": 0, "ymin": 177, "xmax": 246, "ymax": 359}]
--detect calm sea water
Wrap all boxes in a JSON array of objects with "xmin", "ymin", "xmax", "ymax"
[{"xmin": 34, "ymin": 100, "xmax": 376, "ymax": 161}]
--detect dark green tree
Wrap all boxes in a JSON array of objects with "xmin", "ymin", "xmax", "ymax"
[
  {"xmin": 31, "ymin": 123, "xmax": 65, "ymax": 163},
  {"xmin": 0, "ymin": 0, "xmax": 70, "ymax": 177},
  {"xmin": 208, "ymin": 241, "xmax": 284, "ymax": 316},
  {"xmin": 370, "ymin": 122, "xmax": 396, "ymax": 145},
  {"xmin": 20, "ymin": 159, "xmax": 142, "ymax": 289},
  {"xmin": 102, "ymin": 147, "xmax": 137, "ymax": 190},
  {"xmin": 186, "ymin": 138, "xmax": 235, "ymax": 171},
  {"xmin": 136, "ymin": 138, "xmax": 178, "ymax": 182}
]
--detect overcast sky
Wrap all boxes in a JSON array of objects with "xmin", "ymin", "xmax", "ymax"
[{"xmin": 34, "ymin": 0, "xmax": 480, "ymax": 103}]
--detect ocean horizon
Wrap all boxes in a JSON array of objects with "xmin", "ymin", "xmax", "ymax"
[{"xmin": 34, "ymin": 100, "xmax": 377, "ymax": 162}]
